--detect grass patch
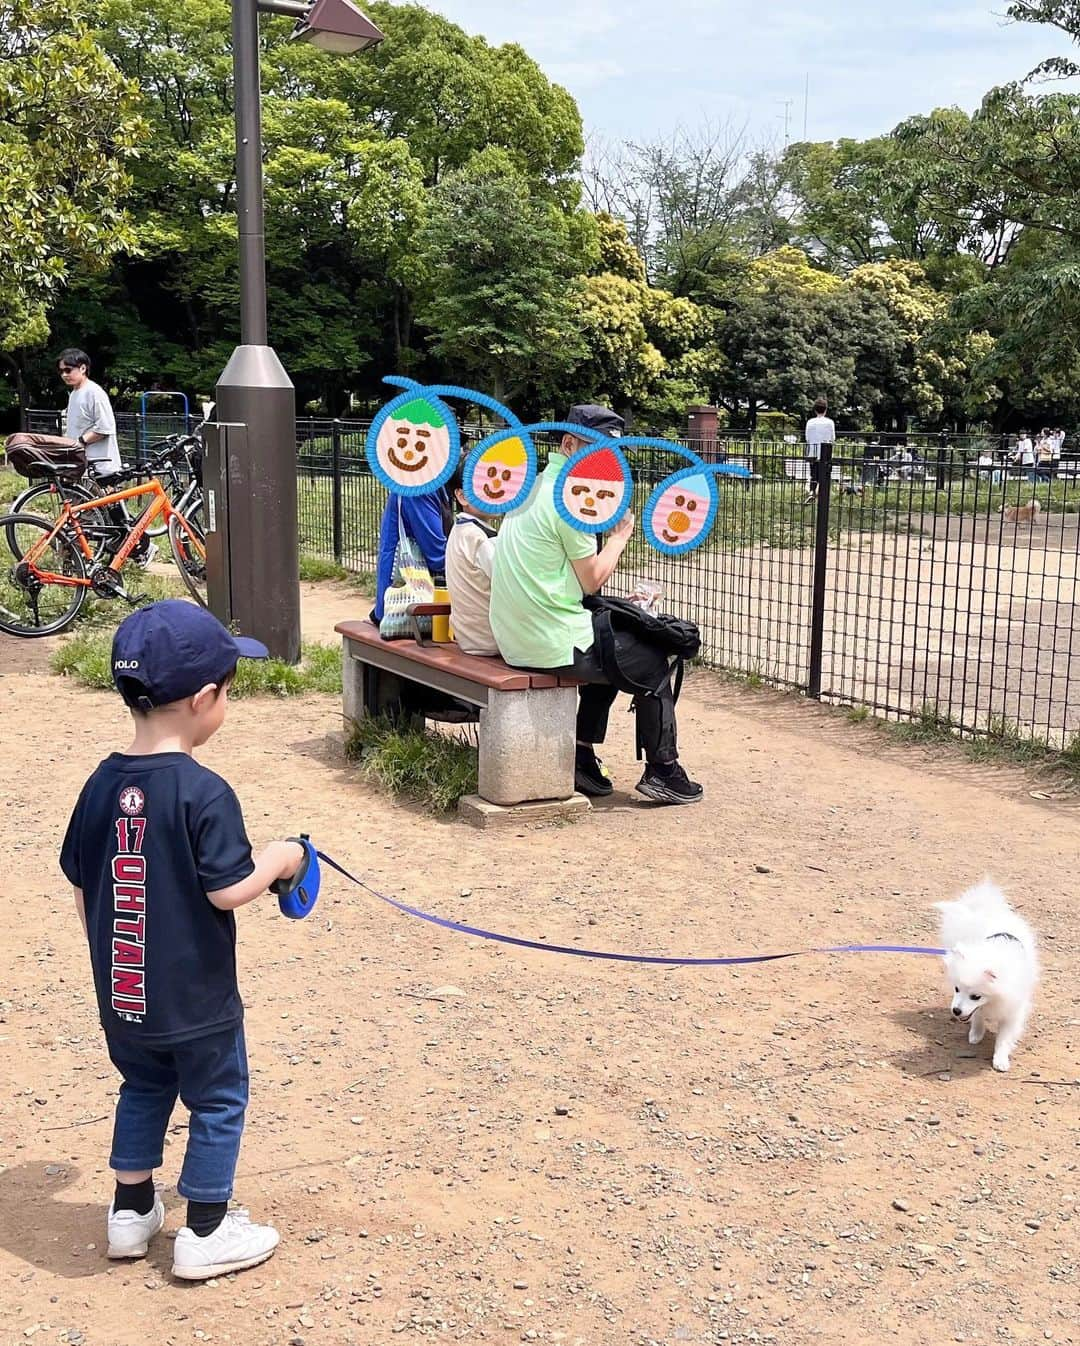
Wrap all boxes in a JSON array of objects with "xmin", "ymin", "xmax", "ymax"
[
  {"xmin": 298, "ymin": 550, "xmax": 375, "ymax": 592},
  {"xmin": 859, "ymin": 701, "xmax": 1080, "ymax": 788},
  {"xmin": 299, "ymin": 554, "xmax": 350, "ymax": 582},
  {"xmin": 231, "ymin": 642, "xmax": 342, "ymax": 696},
  {"xmin": 77, "ymin": 570, "xmax": 188, "ymax": 629},
  {"xmin": 52, "ymin": 630, "xmax": 342, "ymax": 697},
  {"xmin": 886, "ymin": 700, "xmax": 956, "ymax": 745},
  {"xmin": 345, "ymin": 716, "xmax": 478, "ymax": 813}
]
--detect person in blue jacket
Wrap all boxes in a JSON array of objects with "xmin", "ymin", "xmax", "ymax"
[{"xmin": 371, "ymin": 488, "xmax": 452, "ymax": 625}]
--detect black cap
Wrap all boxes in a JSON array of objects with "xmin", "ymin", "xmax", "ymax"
[{"xmin": 567, "ymin": 404, "xmax": 625, "ymax": 438}]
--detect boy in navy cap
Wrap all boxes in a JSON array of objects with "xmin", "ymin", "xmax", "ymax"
[{"xmin": 60, "ymin": 600, "xmax": 305, "ymax": 1280}]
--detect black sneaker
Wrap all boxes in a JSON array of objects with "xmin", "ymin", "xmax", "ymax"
[
  {"xmin": 575, "ymin": 746, "xmax": 613, "ymax": 797},
  {"xmin": 635, "ymin": 762, "xmax": 703, "ymax": 805}
]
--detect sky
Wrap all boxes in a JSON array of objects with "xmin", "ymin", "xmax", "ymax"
[{"xmin": 424, "ymin": 1, "xmax": 1076, "ymax": 147}]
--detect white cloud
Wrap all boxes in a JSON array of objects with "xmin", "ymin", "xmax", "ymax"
[{"xmin": 425, "ymin": 0, "xmax": 1079, "ymax": 144}]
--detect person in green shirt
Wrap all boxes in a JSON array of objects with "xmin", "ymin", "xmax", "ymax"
[{"xmin": 489, "ymin": 404, "xmax": 703, "ymax": 805}]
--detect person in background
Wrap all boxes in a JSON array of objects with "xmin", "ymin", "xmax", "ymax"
[
  {"xmin": 1013, "ymin": 429, "xmax": 1035, "ymax": 483},
  {"xmin": 1036, "ymin": 429, "xmax": 1054, "ymax": 481},
  {"xmin": 371, "ymin": 483, "xmax": 452, "ymax": 627},
  {"xmin": 1051, "ymin": 427, "xmax": 1065, "ymax": 478},
  {"xmin": 803, "ymin": 397, "xmax": 835, "ymax": 505},
  {"xmin": 59, "ymin": 347, "xmax": 157, "ymax": 567},
  {"xmin": 977, "ymin": 447, "xmax": 1002, "ymax": 488},
  {"xmin": 443, "ymin": 459, "xmax": 498, "ymax": 657}
]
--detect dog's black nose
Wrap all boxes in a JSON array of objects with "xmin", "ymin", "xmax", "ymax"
[{"xmin": 952, "ymin": 1007, "xmax": 962, "ymax": 1017}]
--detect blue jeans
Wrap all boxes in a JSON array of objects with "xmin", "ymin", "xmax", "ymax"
[{"xmin": 107, "ymin": 1024, "xmax": 248, "ymax": 1202}]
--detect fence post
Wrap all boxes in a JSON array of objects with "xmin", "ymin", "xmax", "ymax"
[
  {"xmin": 807, "ymin": 441, "xmax": 833, "ymax": 699},
  {"xmin": 331, "ymin": 419, "xmax": 344, "ymax": 565}
]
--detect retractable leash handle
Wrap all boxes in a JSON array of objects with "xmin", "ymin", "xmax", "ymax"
[{"xmin": 271, "ymin": 835, "xmax": 321, "ymax": 919}]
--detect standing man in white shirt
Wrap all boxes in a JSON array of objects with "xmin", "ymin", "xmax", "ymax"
[
  {"xmin": 59, "ymin": 347, "xmax": 156, "ymax": 566},
  {"xmin": 1051, "ymin": 427, "xmax": 1065, "ymax": 478},
  {"xmin": 803, "ymin": 397, "xmax": 835, "ymax": 505},
  {"xmin": 1012, "ymin": 429, "xmax": 1035, "ymax": 484}
]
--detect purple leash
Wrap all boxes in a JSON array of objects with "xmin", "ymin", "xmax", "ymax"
[{"xmin": 316, "ymin": 851, "xmax": 946, "ymax": 967}]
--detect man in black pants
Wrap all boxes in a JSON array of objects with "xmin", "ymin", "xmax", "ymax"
[{"xmin": 488, "ymin": 404, "xmax": 702, "ymax": 805}]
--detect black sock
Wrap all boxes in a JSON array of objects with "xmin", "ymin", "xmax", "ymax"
[
  {"xmin": 114, "ymin": 1177, "xmax": 155, "ymax": 1216},
  {"xmin": 648, "ymin": 760, "xmax": 676, "ymax": 776},
  {"xmin": 187, "ymin": 1199, "xmax": 228, "ymax": 1238}
]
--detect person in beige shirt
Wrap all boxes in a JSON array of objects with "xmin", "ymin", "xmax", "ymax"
[{"xmin": 444, "ymin": 461, "xmax": 499, "ymax": 656}]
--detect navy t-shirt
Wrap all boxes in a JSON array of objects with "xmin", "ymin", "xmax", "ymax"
[{"xmin": 60, "ymin": 752, "xmax": 255, "ymax": 1047}]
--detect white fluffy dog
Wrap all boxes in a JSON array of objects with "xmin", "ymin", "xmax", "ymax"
[{"xmin": 936, "ymin": 880, "xmax": 1038, "ymax": 1072}]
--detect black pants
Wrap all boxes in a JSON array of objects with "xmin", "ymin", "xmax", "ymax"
[
  {"xmin": 523, "ymin": 615, "xmax": 678, "ymax": 765},
  {"xmin": 93, "ymin": 470, "xmax": 133, "ymax": 535}
]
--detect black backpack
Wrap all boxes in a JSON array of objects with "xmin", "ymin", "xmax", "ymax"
[
  {"xmin": 584, "ymin": 595, "xmax": 701, "ymax": 660},
  {"xmin": 583, "ymin": 595, "xmax": 701, "ymax": 757}
]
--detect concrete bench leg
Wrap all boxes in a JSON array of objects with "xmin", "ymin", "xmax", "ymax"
[
  {"xmin": 478, "ymin": 685, "xmax": 577, "ymax": 806},
  {"xmin": 341, "ymin": 644, "xmax": 423, "ymax": 735},
  {"xmin": 342, "ymin": 644, "xmax": 364, "ymax": 731}
]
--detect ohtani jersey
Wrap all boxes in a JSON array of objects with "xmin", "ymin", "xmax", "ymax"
[{"xmin": 60, "ymin": 753, "xmax": 254, "ymax": 1046}]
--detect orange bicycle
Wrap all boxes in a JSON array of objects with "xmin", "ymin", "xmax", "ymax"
[{"xmin": 0, "ymin": 468, "xmax": 207, "ymax": 637}]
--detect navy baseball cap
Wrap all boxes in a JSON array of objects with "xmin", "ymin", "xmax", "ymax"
[
  {"xmin": 112, "ymin": 599, "xmax": 268, "ymax": 710},
  {"xmin": 567, "ymin": 404, "xmax": 625, "ymax": 438}
]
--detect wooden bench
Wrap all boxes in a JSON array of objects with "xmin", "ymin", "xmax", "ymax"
[{"xmin": 335, "ymin": 618, "xmax": 583, "ymax": 808}]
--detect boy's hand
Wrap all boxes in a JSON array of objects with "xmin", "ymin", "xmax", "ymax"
[
  {"xmin": 275, "ymin": 839, "xmax": 307, "ymax": 884},
  {"xmin": 208, "ymin": 839, "xmax": 308, "ymax": 912}
]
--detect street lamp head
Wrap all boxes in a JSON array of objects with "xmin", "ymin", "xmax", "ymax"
[{"xmin": 291, "ymin": 0, "xmax": 384, "ymax": 53}]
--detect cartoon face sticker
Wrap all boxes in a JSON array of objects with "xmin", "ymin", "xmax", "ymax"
[
  {"xmin": 644, "ymin": 468, "xmax": 719, "ymax": 556},
  {"xmin": 367, "ymin": 392, "xmax": 459, "ymax": 496},
  {"xmin": 462, "ymin": 432, "xmax": 536, "ymax": 515},
  {"xmin": 554, "ymin": 445, "xmax": 632, "ymax": 534}
]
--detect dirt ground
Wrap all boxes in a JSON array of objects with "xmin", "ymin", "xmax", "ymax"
[
  {"xmin": 634, "ymin": 512, "xmax": 1080, "ymax": 746},
  {"xmin": 1, "ymin": 580, "xmax": 1078, "ymax": 1346}
]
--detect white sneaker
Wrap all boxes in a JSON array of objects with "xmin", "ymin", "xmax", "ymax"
[
  {"xmin": 172, "ymin": 1208, "xmax": 279, "ymax": 1281},
  {"xmin": 107, "ymin": 1195, "xmax": 165, "ymax": 1258},
  {"xmin": 134, "ymin": 541, "xmax": 160, "ymax": 570}
]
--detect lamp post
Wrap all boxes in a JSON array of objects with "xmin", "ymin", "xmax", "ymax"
[{"xmin": 214, "ymin": 0, "xmax": 383, "ymax": 659}]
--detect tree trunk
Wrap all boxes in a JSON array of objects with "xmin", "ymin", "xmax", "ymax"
[
  {"xmin": 2, "ymin": 352, "xmax": 29, "ymax": 426},
  {"xmin": 492, "ymin": 370, "xmax": 507, "ymax": 404},
  {"xmin": 392, "ymin": 290, "xmax": 403, "ymax": 368}
]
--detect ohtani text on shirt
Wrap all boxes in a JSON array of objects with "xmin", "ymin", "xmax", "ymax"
[{"xmin": 111, "ymin": 816, "xmax": 147, "ymax": 1020}]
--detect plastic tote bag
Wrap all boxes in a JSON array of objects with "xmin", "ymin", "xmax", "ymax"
[{"xmin": 379, "ymin": 500, "xmax": 435, "ymax": 640}]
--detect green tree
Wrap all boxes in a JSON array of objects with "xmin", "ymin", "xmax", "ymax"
[
  {"xmin": 414, "ymin": 151, "xmax": 587, "ymax": 403},
  {"xmin": 1007, "ymin": 1, "xmax": 1080, "ymax": 76},
  {"xmin": 566, "ymin": 217, "xmax": 706, "ymax": 426},
  {"xmin": 15, "ymin": 0, "xmax": 587, "ymax": 411},
  {"xmin": 0, "ymin": 0, "xmax": 144, "ymax": 408},
  {"xmin": 781, "ymin": 135, "xmax": 963, "ymax": 270}
]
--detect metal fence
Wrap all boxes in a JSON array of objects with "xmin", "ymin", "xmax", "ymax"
[
  {"xmin": 25, "ymin": 407, "xmax": 194, "ymax": 461},
  {"xmin": 288, "ymin": 423, "xmax": 1080, "ymax": 749},
  {"xmin": 20, "ymin": 409, "xmax": 1080, "ymax": 747}
]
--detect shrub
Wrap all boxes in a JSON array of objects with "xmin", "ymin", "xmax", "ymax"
[{"xmin": 345, "ymin": 716, "xmax": 478, "ymax": 813}]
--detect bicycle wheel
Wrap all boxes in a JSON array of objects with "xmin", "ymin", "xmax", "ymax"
[
  {"xmin": 0, "ymin": 513, "xmax": 88, "ymax": 636},
  {"xmin": 168, "ymin": 511, "xmax": 208, "ymax": 607},
  {"xmin": 9, "ymin": 480, "xmax": 111, "ymax": 562}
]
